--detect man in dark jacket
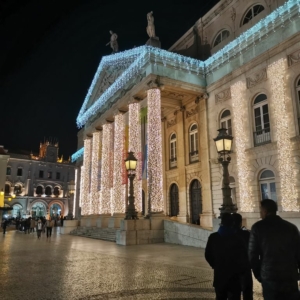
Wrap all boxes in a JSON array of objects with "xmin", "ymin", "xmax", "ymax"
[
  {"xmin": 249, "ymin": 199, "xmax": 300, "ymax": 300},
  {"xmin": 205, "ymin": 213, "xmax": 248, "ymax": 300},
  {"xmin": 232, "ymin": 213, "xmax": 253, "ymax": 300}
]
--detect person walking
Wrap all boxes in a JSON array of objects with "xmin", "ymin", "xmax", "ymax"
[
  {"xmin": 46, "ymin": 218, "xmax": 54, "ymax": 238},
  {"xmin": 30, "ymin": 218, "xmax": 36, "ymax": 233},
  {"xmin": 232, "ymin": 213, "xmax": 253, "ymax": 300},
  {"xmin": 36, "ymin": 219, "xmax": 42, "ymax": 239},
  {"xmin": 2, "ymin": 219, "xmax": 8, "ymax": 235},
  {"xmin": 249, "ymin": 199, "xmax": 300, "ymax": 300},
  {"xmin": 205, "ymin": 213, "xmax": 249, "ymax": 300}
]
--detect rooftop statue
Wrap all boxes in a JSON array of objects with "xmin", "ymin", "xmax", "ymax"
[
  {"xmin": 106, "ymin": 30, "xmax": 118, "ymax": 53},
  {"xmin": 146, "ymin": 11, "xmax": 156, "ymax": 38}
]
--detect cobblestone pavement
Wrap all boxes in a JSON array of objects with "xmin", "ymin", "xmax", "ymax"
[{"xmin": 0, "ymin": 229, "xmax": 263, "ymax": 300}]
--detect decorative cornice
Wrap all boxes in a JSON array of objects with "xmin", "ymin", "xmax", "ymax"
[
  {"xmin": 167, "ymin": 118, "xmax": 177, "ymax": 128},
  {"xmin": 186, "ymin": 107, "xmax": 198, "ymax": 118},
  {"xmin": 288, "ymin": 49, "xmax": 300, "ymax": 67},
  {"xmin": 215, "ymin": 88, "xmax": 231, "ymax": 104},
  {"xmin": 246, "ymin": 68, "xmax": 267, "ymax": 89}
]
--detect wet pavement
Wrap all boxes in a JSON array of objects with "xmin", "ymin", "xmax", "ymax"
[{"xmin": 0, "ymin": 228, "xmax": 263, "ymax": 300}]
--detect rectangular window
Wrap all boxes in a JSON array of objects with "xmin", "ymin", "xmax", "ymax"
[
  {"xmin": 56, "ymin": 172, "xmax": 60, "ymax": 180},
  {"xmin": 17, "ymin": 168, "xmax": 22, "ymax": 176},
  {"xmin": 48, "ymin": 172, "xmax": 52, "ymax": 179},
  {"xmin": 39, "ymin": 170, "xmax": 44, "ymax": 178},
  {"xmin": 6, "ymin": 167, "xmax": 11, "ymax": 175}
]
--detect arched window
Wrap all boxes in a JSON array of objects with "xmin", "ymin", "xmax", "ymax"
[
  {"xmin": 14, "ymin": 184, "xmax": 22, "ymax": 195},
  {"xmin": 259, "ymin": 170, "xmax": 277, "ymax": 201},
  {"xmin": 189, "ymin": 124, "xmax": 199, "ymax": 163},
  {"xmin": 170, "ymin": 133, "xmax": 177, "ymax": 168},
  {"xmin": 229, "ymin": 176, "xmax": 236, "ymax": 205},
  {"xmin": 296, "ymin": 78, "xmax": 300, "ymax": 133},
  {"xmin": 53, "ymin": 186, "xmax": 60, "ymax": 197},
  {"xmin": 242, "ymin": 5, "xmax": 265, "ymax": 26},
  {"xmin": 170, "ymin": 184, "xmax": 179, "ymax": 217},
  {"xmin": 45, "ymin": 186, "xmax": 52, "ymax": 197},
  {"xmin": 36, "ymin": 186, "xmax": 43, "ymax": 196},
  {"xmin": 213, "ymin": 30, "xmax": 230, "ymax": 48},
  {"xmin": 253, "ymin": 94, "xmax": 271, "ymax": 146},
  {"xmin": 220, "ymin": 110, "xmax": 232, "ymax": 136}
]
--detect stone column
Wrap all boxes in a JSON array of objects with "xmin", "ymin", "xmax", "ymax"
[
  {"xmin": 112, "ymin": 114, "xmax": 126, "ymax": 214},
  {"xmin": 198, "ymin": 95, "xmax": 214, "ymax": 228},
  {"xmin": 91, "ymin": 131, "xmax": 102, "ymax": 215},
  {"xmin": 147, "ymin": 88, "xmax": 164, "ymax": 213},
  {"xmin": 81, "ymin": 138, "xmax": 92, "ymax": 215},
  {"xmin": 100, "ymin": 123, "xmax": 113, "ymax": 215},
  {"xmin": 129, "ymin": 102, "xmax": 142, "ymax": 213}
]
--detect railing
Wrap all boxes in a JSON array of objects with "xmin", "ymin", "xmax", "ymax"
[
  {"xmin": 253, "ymin": 128, "xmax": 271, "ymax": 146},
  {"xmin": 169, "ymin": 157, "xmax": 177, "ymax": 169},
  {"xmin": 189, "ymin": 150, "xmax": 199, "ymax": 163}
]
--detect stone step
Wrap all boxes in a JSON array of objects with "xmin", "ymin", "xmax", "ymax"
[{"xmin": 70, "ymin": 227, "xmax": 117, "ymax": 242}]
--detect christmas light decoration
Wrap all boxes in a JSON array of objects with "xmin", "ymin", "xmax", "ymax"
[
  {"xmin": 91, "ymin": 131, "xmax": 101, "ymax": 215},
  {"xmin": 81, "ymin": 139, "xmax": 92, "ymax": 215},
  {"xmin": 71, "ymin": 147, "xmax": 84, "ymax": 162},
  {"xmin": 73, "ymin": 168, "xmax": 78, "ymax": 217},
  {"xmin": 100, "ymin": 124, "xmax": 113, "ymax": 214},
  {"xmin": 147, "ymin": 89, "xmax": 164, "ymax": 212},
  {"xmin": 112, "ymin": 114, "xmax": 126, "ymax": 214},
  {"xmin": 268, "ymin": 59, "xmax": 299, "ymax": 211},
  {"xmin": 129, "ymin": 103, "xmax": 142, "ymax": 213},
  {"xmin": 231, "ymin": 81, "xmax": 254, "ymax": 212},
  {"xmin": 79, "ymin": 166, "xmax": 84, "ymax": 208}
]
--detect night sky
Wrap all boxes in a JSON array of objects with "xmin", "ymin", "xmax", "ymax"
[{"xmin": 0, "ymin": 0, "xmax": 219, "ymax": 158}]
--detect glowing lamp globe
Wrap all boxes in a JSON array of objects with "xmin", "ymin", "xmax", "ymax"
[{"xmin": 214, "ymin": 128, "xmax": 233, "ymax": 155}]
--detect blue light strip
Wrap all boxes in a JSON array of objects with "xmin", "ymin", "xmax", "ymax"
[{"xmin": 71, "ymin": 147, "xmax": 84, "ymax": 162}]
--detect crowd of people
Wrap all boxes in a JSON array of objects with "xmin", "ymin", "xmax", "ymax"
[{"xmin": 205, "ymin": 199, "xmax": 300, "ymax": 300}]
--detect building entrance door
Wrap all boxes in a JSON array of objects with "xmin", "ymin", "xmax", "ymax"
[
  {"xmin": 170, "ymin": 184, "xmax": 179, "ymax": 217},
  {"xmin": 190, "ymin": 179, "xmax": 202, "ymax": 225}
]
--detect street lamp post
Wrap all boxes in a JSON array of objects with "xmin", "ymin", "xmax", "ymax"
[
  {"xmin": 124, "ymin": 151, "xmax": 138, "ymax": 220},
  {"xmin": 67, "ymin": 181, "xmax": 75, "ymax": 220},
  {"xmin": 213, "ymin": 127, "xmax": 237, "ymax": 216}
]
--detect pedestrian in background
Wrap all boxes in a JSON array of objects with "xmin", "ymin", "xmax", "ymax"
[
  {"xmin": 36, "ymin": 219, "xmax": 42, "ymax": 239},
  {"xmin": 232, "ymin": 213, "xmax": 253, "ymax": 300},
  {"xmin": 249, "ymin": 199, "xmax": 300, "ymax": 300},
  {"xmin": 205, "ymin": 213, "xmax": 249, "ymax": 300},
  {"xmin": 46, "ymin": 218, "xmax": 54, "ymax": 238}
]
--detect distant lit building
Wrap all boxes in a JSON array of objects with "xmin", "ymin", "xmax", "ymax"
[{"xmin": 4, "ymin": 141, "xmax": 75, "ymax": 219}]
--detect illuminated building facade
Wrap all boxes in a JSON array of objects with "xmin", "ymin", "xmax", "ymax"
[
  {"xmin": 3, "ymin": 141, "xmax": 75, "ymax": 219},
  {"xmin": 73, "ymin": 0, "xmax": 300, "ymax": 229}
]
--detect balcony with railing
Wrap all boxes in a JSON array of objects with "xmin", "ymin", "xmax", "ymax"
[
  {"xmin": 253, "ymin": 128, "xmax": 271, "ymax": 146},
  {"xmin": 189, "ymin": 150, "xmax": 199, "ymax": 163},
  {"xmin": 169, "ymin": 157, "xmax": 177, "ymax": 169}
]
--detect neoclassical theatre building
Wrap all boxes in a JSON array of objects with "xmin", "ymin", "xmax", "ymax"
[{"xmin": 72, "ymin": 0, "xmax": 300, "ymax": 229}]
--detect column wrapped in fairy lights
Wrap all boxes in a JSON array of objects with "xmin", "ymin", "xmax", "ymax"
[
  {"xmin": 129, "ymin": 102, "xmax": 142, "ymax": 213},
  {"xmin": 73, "ymin": 168, "xmax": 78, "ymax": 217},
  {"xmin": 100, "ymin": 123, "xmax": 113, "ymax": 214},
  {"xmin": 91, "ymin": 131, "xmax": 102, "ymax": 214},
  {"xmin": 147, "ymin": 88, "xmax": 164, "ymax": 212},
  {"xmin": 79, "ymin": 166, "xmax": 84, "ymax": 208},
  {"xmin": 112, "ymin": 114, "xmax": 126, "ymax": 214},
  {"xmin": 231, "ymin": 81, "xmax": 254, "ymax": 212},
  {"xmin": 82, "ymin": 139, "xmax": 92, "ymax": 215},
  {"xmin": 268, "ymin": 59, "xmax": 299, "ymax": 211}
]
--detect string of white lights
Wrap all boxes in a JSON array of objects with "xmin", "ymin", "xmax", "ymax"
[
  {"xmin": 112, "ymin": 114, "xmax": 126, "ymax": 214},
  {"xmin": 231, "ymin": 81, "xmax": 254, "ymax": 212},
  {"xmin": 147, "ymin": 89, "xmax": 164, "ymax": 212},
  {"xmin": 129, "ymin": 103, "xmax": 142, "ymax": 213},
  {"xmin": 268, "ymin": 59, "xmax": 299, "ymax": 212},
  {"xmin": 82, "ymin": 139, "xmax": 92, "ymax": 215},
  {"xmin": 79, "ymin": 166, "xmax": 84, "ymax": 208},
  {"xmin": 73, "ymin": 168, "xmax": 78, "ymax": 217},
  {"xmin": 91, "ymin": 131, "xmax": 101, "ymax": 214},
  {"xmin": 100, "ymin": 124, "xmax": 113, "ymax": 214}
]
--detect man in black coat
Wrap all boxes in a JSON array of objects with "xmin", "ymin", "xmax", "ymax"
[
  {"xmin": 249, "ymin": 199, "xmax": 300, "ymax": 300},
  {"xmin": 232, "ymin": 213, "xmax": 253, "ymax": 300},
  {"xmin": 205, "ymin": 213, "xmax": 248, "ymax": 300}
]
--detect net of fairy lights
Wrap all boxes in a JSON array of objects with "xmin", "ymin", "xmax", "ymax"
[
  {"xmin": 129, "ymin": 102, "xmax": 142, "ymax": 213},
  {"xmin": 82, "ymin": 139, "xmax": 92, "ymax": 215},
  {"xmin": 268, "ymin": 58, "xmax": 299, "ymax": 212},
  {"xmin": 231, "ymin": 81, "xmax": 254, "ymax": 212},
  {"xmin": 79, "ymin": 166, "xmax": 84, "ymax": 208},
  {"xmin": 147, "ymin": 89, "xmax": 164, "ymax": 212},
  {"xmin": 100, "ymin": 124, "xmax": 113, "ymax": 214},
  {"xmin": 73, "ymin": 168, "xmax": 78, "ymax": 217},
  {"xmin": 91, "ymin": 131, "xmax": 101, "ymax": 215},
  {"xmin": 112, "ymin": 114, "xmax": 126, "ymax": 214}
]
